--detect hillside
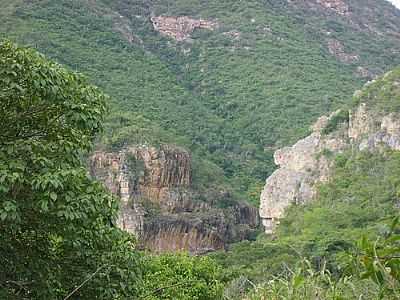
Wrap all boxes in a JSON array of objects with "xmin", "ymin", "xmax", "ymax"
[
  {"xmin": 212, "ymin": 67, "xmax": 400, "ymax": 299},
  {"xmin": 1, "ymin": 0, "xmax": 400, "ymax": 206},
  {"xmin": 2, "ymin": 0, "xmax": 400, "ymax": 298}
]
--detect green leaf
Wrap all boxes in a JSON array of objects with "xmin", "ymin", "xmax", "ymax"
[{"xmin": 50, "ymin": 192, "xmax": 58, "ymax": 201}]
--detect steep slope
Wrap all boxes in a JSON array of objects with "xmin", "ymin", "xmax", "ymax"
[
  {"xmin": 259, "ymin": 67, "xmax": 400, "ymax": 233},
  {"xmin": 212, "ymin": 67, "xmax": 400, "ymax": 288},
  {"xmin": 1, "ymin": 0, "xmax": 400, "ymax": 202},
  {"xmin": 90, "ymin": 145, "xmax": 258, "ymax": 253},
  {"xmin": 1, "ymin": 0, "xmax": 400, "ymax": 253}
]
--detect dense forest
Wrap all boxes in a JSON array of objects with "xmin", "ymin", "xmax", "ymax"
[
  {"xmin": 2, "ymin": 40, "xmax": 400, "ymax": 300},
  {"xmin": 2, "ymin": 0, "xmax": 400, "ymax": 204},
  {"xmin": 1, "ymin": 0, "xmax": 400, "ymax": 299}
]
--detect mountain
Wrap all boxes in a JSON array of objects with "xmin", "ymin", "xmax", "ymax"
[
  {"xmin": 212, "ymin": 67, "xmax": 400, "ymax": 298},
  {"xmin": 259, "ymin": 67, "xmax": 400, "ymax": 234},
  {"xmin": 1, "ymin": 0, "xmax": 399, "ymax": 253},
  {"xmin": 1, "ymin": 0, "xmax": 399, "ymax": 195},
  {"xmin": 2, "ymin": 0, "xmax": 400, "ymax": 298}
]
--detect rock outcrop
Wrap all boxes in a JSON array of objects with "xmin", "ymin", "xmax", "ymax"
[
  {"xmin": 90, "ymin": 145, "xmax": 192, "ymax": 235},
  {"xmin": 259, "ymin": 112, "xmax": 349, "ymax": 233},
  {"xmin": 327, "ymin": 39, "xmax": 359, "ymax": 64},
  {"xmin": 349, "ymin": 103, "xmax": 400, "ymax": 151},
  {"xmin": 288, "ymin": 0, "xmax": 350, "ymax": 16},
  {"xmin": 315, "ymin": 0, "xmax": 350, "ymax": 16},
  {"xmin": 91, "ymin": 145, "xmax": 259, "ymax": 253},
  {"xmin": 151, "ymin": 16, "xmax": 217, "ymax": 41},
  {"xmin": 260, "ymin": 72, "xmax": 400, "ymax": 233}
]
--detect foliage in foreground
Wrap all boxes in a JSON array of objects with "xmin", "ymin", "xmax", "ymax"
[
  {"xmin": 245, "ymin": 260, "xmax": 372, "ymax": 300},
  {"xmin": 0, "ymin": 41, "xmax": 225, "ymax": 300},
  {"xmin": 213, "ymin": 148, "xmax": 400, "ymax": 299},
  {"xmin": 140, "ymin": 254, "xmax": 224, "ymax": 300},
  {"xmin": 0, "ymin": 40, "xmax": 142, "ymax": 299},
  {"xmin": 247, "ymin": 218, "xmax": 400, "ymax": 300}
]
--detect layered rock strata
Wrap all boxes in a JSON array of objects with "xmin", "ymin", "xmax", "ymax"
[{"xmin": 91, "ymin": 145, "xmax": 259, "ymax": 253}]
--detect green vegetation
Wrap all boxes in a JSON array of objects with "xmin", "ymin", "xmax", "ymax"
[
  {"xmin": 322, "ymin": 109, "xmax": 349, "ymax": 135},
  {"xmin": 212, "ymin": 149, "xmax": 400, "ymax": 298},
  {"xmin": 2, "ymin": 0, "xmax": 400, "ymax": 298},
  {"xmin": 212, "ymin": 70, "xmax": 400, "ymax": 298},
  {"xmin": 0, "ymin": 40, "xmax": 140, "ymax": 299},
  {"xmin": 141, "ymin": 254, "xmax": 224, "ymax": 299},
  {"xmin": 354, "ymin": 68, "xmax": 400, "ymax": 113},
  {"xmin": 1, "ymin": 0, "xmax": 400, "ymax": 202},
  {"xmin": 0, "ymin": 41, "xmax": 224, "ymax": 300},
  {"xmin": 246, "ymin": 218, "xmax": 400, "ymax": 299}
]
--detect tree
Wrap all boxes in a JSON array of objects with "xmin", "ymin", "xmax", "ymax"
[
  {"xmin": 140, "ymin": 253, "xmax": 224, "ymax": 300},
  {"xmin": 0, "ymin": 41, "xmax": 140, "ymax": 299}
]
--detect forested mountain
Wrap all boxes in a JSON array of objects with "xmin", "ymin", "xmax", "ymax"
[
  {"xmin": 1, "ymin": 0, "xmax": 400, "ymax": 299},
  {"xmin": 213, "ymin": 66, "xmax": 400, "ymax": 300},
  {"xmin": 1, "ymin": 0, "xmax": 400, "ymax": 202}
]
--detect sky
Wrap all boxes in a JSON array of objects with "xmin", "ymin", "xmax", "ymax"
[{"xmin": 388, "ymin": 0, "xmax": 400, "ymax": 9}]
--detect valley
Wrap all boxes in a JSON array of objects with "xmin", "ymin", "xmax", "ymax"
[{"xmin": 1, "ymin": 0, "xmax": 400, "ymax": 299}]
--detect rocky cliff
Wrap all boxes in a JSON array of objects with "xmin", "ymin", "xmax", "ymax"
[
  {"xmin": 151, "ymin": 16, "xmax": 217, "ymax": 41},
  {"xmin": 91, "ymin": 145, "xmax": 259, "ymax": 253},
  {"xmin": 260, "ymin": 69, "xmax": 400, "ymax": 233},
  {"xmin": 288, "ymin": 0, "xmax": 349, "ymax": 16}
]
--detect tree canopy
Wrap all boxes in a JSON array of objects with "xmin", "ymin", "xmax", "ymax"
[
  {"xmin": 0, "ymin": 40, "xmax": 225, "ymax": 300},
  {"xmin": 0, "ymin": 40, "xmax": 141, "ymax": 299}
]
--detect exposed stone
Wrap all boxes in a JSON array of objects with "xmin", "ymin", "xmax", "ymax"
[
  {"xmin": 90, "ymin": 145, "xmax": 193, "ymax": 234},
  {"xmin": 288, "ymin": 0, "xmax": 350, "ymax": 16},
  {"xmin": 348, "ymin": 103, "xmax": 377, "ymax": 141},
  {"xmin": 151, "ymin": 16, "xmax": 217, "ymax": 41},
  {"xmin": 355, "ymin": 66, "xmax": 375, "ymax": 79},
  {"xmin": 260, "ymin": 99, "xmax": 400, "ymax": 233},
  {"xmin": 91, "ymin": 145, "xmax": 259, "ymax": 253},
  {"xmin": 315, "ymin": 0, "xmax": 350, "ymax": 16},
  {"xmin": 141, "ymin": 202, "xmax": 259, "ymax": 253},
  {"xmin": 259, "ymin": 111, "xmax": 348, "ymax": 233},
  {"xmin": 142, "ymin": 215, "xmax": 225, "ymax": 254},
  {"xmin": 350, "ymin": 106, "xmax": 400, "ymax": 151},
  {"xmin": 132, "ymin": 145, "xmax": 192, "ymax": 205},
  {"xmin": 327, "ymin": 39, "xmax": 359, "ymax": 64}
]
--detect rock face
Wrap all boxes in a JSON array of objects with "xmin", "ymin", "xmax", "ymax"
[
  {"xmin": 90, "ymin": 145, "xmax": 192, "ymax": 235},
  {"xmin": 315, "ymin": 0, "xmax": 350, "ymax": 16},
  {"xmin": 260, "ymin": 97, "xmax": 400, "ymax": 233},
  {"xmin": 349, "ymin": 103, "xmax": 400, "ymax": 151},
  {"xmin": 327, "ymin": 39, "xmax": 359, "ymax": 64},
  {"xmin": 259, "ymin": 112, "xmax": 349, "ymax": 233},
  {"xmin": 288, "ymin": 0, "xmax": 350, "ymax": 16},
  {"xmin": 151, "ymin": 16, "xmax": 217, "ymax": 41},
  {"xmin": 91, "ymin": 145, "xmax": 259, "ymax": 253}
]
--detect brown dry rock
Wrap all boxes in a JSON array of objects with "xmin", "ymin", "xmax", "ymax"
[
  {"xmin": 151, "ymin": 16, "xmax": 217, "ymax": 41},
  {"xmin": 327, "ymin": 39, "xmax": 359, "ymax": 64},
  {"xmin": 91, "ymin": 145, "xmax": 259, "ymax": 253},
  {"xmin": 315, "ymin": 0, "xmax": 350, "ymax": 16},
  {"xmin": 90, "ymin": 145, "xmax": 193, "ymax": 234}
]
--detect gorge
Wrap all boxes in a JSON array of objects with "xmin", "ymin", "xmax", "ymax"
[
  {"xmin": 90, "ymin": 145, "xmax": 258, "ymax": 254},
  {"xmin": 260, "ymin": 70, "xmax": 400, "ymax": 234},
  {"xmin": 2, "ymin": 0, "xmax": 400, "ymax": 298}
]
